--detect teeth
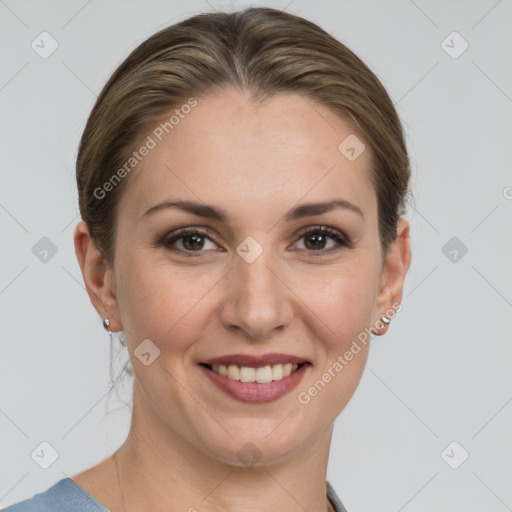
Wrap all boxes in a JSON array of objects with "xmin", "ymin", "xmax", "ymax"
[
  {"xmin": 272, "ymin": 364, "xmax": 283, "ymax": 380},
  {"xmin": 255, "ymin": 365, "xmax": 273, "ymax": 383},
  {"xmin": 240, "ymin": 366, "xmax": 256, "ymax": 382},
  {"xmin": 210, "ymin": 363, "xmax": 301, "ymax": 383},
  {"xmin": 227, "ymin": 364, "xmax": 240, "ymax": 381}
]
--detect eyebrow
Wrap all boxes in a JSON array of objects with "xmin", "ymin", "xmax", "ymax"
[{"xmin": 142, "ymin": 198, "xmax": 365, "ymax": 223}]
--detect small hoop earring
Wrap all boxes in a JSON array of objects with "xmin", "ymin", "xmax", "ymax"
[{"xmin": 380, "ymin": 315, "xmax": 391, "ymax": 325}]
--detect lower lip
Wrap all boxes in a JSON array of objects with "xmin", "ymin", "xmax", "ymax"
[{"xmin": 199, "ymin": 364, "xmax": 310, "ymax": 403}]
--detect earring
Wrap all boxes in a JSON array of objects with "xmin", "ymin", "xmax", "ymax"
[
  {"xmin": 372, "ymin": 314, "xmax": 391, "ymax": 336},
  {"xmin": 103, "ymin": 317, "xmax": 126, "ymax": 346},
  {"xmin": 103, "ymin": 317, "xmax": 113, "ymax": 344}
]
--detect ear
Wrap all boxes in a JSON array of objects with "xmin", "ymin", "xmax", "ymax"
[
  {"xmin": 73, "ymin": 220, "xmax": 122, "ymax": 332},
  {"xmin": 371, "ymin": 216, "xmax": 412, "ymax": 335}
]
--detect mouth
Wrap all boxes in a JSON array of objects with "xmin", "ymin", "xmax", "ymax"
[
  {"xmin": 199, "ymin": 361, "xmax": 309, "ymax": 383},
  {"xmin": 198, "ymin": 354, "xmax": 311, "ymax": 403}
]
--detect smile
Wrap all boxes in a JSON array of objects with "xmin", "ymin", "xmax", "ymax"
[
  {"xmin": 198, "ymin": 361, "xmax": 311, "ymax": 403},
  {"xmin": 205, "ymin": 362, "xmax": 301, "ymax": 383}
]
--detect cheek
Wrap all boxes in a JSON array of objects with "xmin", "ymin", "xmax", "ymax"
[
  {"xmin": 296, "ymin": 271, "xmax": 374, "ymax": 411},
  {"xmin": 118, "ymin": 246, "xmax": 379, "ymax": 362},
  {"xmin": 293, "ymin": 259, "xmax": 378, "ymax": 347},
  {"xmin": 117, "ymin": 255, "xmax": 219, "ymax": 354}
]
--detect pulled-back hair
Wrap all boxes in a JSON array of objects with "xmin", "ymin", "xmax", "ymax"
[{"xmin": 76, "ymin": 6, "xmax": 413, "ymax": 268}]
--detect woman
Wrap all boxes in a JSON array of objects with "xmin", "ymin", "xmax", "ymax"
[{"xmin": 3, "ymin": 6, "xmax": 412, "ymax": 512}]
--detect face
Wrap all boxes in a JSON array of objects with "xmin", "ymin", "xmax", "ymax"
[{"xmin": 80, "ymin": 86, "xmax": 408, "ymax": 466}]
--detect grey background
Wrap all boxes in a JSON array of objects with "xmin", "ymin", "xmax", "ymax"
[{"xmin": 1, "ymin": 1, "xmax": 511, "ymax": 511}]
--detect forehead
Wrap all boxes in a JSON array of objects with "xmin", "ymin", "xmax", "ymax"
[{"xmin": 119, "ymin": 87, "xmax": 376, "ymax": 224}]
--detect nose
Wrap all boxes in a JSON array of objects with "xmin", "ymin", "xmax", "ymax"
[{"xmin": 219, "ymin": 246, "xmax": 294, "ymax": 340}]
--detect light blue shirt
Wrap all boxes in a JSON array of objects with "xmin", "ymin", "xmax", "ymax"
[{"xmin": 1, "ymin": 478, "xmax": 348, "ymax": 511}]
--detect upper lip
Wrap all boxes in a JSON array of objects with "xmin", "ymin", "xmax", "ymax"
[{"xmin": 201, "ymin": 353, "xmax": 310, "ymax": 367}]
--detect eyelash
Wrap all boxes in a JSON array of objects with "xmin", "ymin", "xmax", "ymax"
[{"xmin": 156, "ymin": 225, "xmax": 352, "ymax": 258}]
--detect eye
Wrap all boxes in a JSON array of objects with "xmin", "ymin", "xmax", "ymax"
[
  {"xmin": 156, "ymin": 225, "xmax": 352, "ymax": 258},
  {"xmin": 292, "ymin": 225, "xmax": 352, "ymax": 255},
  {"xmin": 158, "ymin": 227, "xmax": 221, "ymax": 257}
]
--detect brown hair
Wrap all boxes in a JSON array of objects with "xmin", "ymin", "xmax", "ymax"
[{"xmin": 76, "ymin": 6, "xmax": 413, "ymax": 267}]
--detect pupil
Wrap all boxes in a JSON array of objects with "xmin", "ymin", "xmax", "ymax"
[
  {"xmin": 305, "ymin": 233, "xmax": 325, "ymax": 250},
  {"xmin": 184, "ymin": 235, "xmax": 203, "ymax": 250}
]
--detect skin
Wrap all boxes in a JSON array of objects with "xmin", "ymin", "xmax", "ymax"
[{"xmin": 73, "ymin": 86, "xmax": 411, "ymax": 512}]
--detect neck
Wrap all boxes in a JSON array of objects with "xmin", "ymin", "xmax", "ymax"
[{"xmin": 114, "ymin": 380, "xmax": 336, "ymax": 512}]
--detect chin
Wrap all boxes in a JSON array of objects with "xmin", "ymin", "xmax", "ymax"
[{"xmin": 196, "ymin": 420, "xmax": 314, "ymax": 468}]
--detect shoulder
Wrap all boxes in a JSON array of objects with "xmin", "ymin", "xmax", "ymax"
[
  {"xmin": 326, "ymin": 480, "xmax": 349, "ymax": 512},
  {"xmin": 1, "ymin": 478, "xmax": 109, "ymax": 512}
]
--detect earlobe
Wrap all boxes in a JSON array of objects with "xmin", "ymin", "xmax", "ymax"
[{"xmin": 73, "ymin": 221, "xmax": 122, "ymax": 331}]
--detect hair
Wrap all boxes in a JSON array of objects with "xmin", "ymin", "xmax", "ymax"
[{"xmin": 76, "ymin": 6, "xmax": 414, "ymax": 393}]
